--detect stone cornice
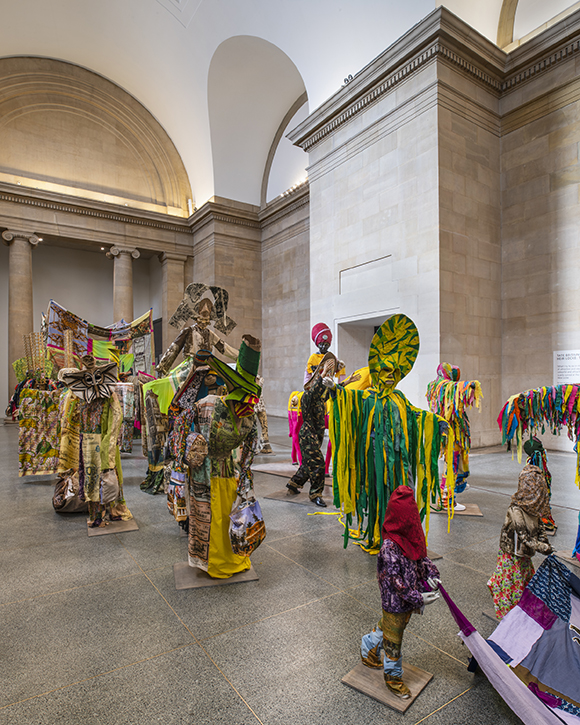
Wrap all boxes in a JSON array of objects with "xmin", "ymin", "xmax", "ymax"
[
  {"xmin": 502, "ymin": 34, "xmax": 580, "ymax": 91},
  {"xmin": 258, "ymin": 183, "xmax": 309, "ymax": 227},
  {"xmin": 191, "ymin": 198, "xmax": 261, "ymax": 235},
  {"xmin": 0, "ymin": 182, "xmax": 192, "ymax": 235},
  {"xmin": 289, "ymin": 7, "xmax": 505, "ymax": 152},
  {"xmin": 289, "ymin": 6, "xmax": 580, "ymax": 151}
]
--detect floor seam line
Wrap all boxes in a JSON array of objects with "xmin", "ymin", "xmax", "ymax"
[{"xmin": 412, "ymin": 686, "xmax": 472, "ymax": 724}]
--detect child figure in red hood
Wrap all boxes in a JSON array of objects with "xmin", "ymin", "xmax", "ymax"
[{"xmin": 360, "ymin": 485, "xmax": 441, "ymax": 698}]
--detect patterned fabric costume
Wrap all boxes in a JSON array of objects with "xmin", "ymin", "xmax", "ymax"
[
  {"xmin": 18, "ymin": 387, "xmax": 62, "ymax": 476},
  {"xmin": 361, "ymin": 486, "xmax": 440, "ymax": 697},
  {"xmin": 488, "ymin": 464, "xmax": 552, "ymax": 619},
  {"xmin": 287, "ymin": 391, "xmax": 303, "ymax": 465},
  {"xmin": 425, "ymin": 362, "xmax": 482, "ymax": 494},
  {"xmin": 330, "ymin": 315, "xmax": 454, "ymax": 552},
  {"xmin": 488, "ymin": 555, "xmax": 580, "ymax": 720},
  {"xmin": 287, "ymin": 375, "xmax": 329, "ymax": 501},
  {"xmin": 167, "ymin": 335, "xmax": 264, "ymax": 578},
  {"xmin": 60, "ymin": 359, "xmax": 132, "ymax": 527}
]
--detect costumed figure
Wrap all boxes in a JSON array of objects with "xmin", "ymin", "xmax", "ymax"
[
  {"xmin": 498, "ymin": 384, "xmax": 580, "ymax": 561},
  {"xmin": 287, "ymin": 354, "xmax": 357, "ymax": 507},
  {"xmin": 360, "ymin": 485, "xmax": 441, "ymax": 698},
  {"xmin": 487, "ymin": 461, "xmax": 552, "ymax": 619},
  {"xmin": 426, "ymin": 362, "xmax": 482, "ymax": 511},
  {"xmin": 156, "ymin": 284, "xmax": 238, "ymax": 377},
  {"xmin": 59, "ymin": 355, "xmax": 133, "ymax": 527},
  {"xmin": 168, "ymin": 335, "xmax": 264, "ymax": 578},
  {"xmin": 255, "ymin": 375, "xmax": 273, "ymax": 454},
  {"xmin": 329, "ymin": 315, "xmax": 454, "ymax": 552},
  {"xmin": 523, "ymin": 436, "xmax": 557, "ymax": 532},
  {"xmin": 287, "ymin": 391, "xmax": 303, "ymax": 465},
  {"xmin": 303, "ymin": 323, "xmax": 346, "ymax": 475}
]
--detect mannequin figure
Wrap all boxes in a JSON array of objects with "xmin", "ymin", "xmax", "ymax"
[
  {"xmin": 426, "ymin": 363, "xmax": 482, "ymax": 511},
  {"xmin": 157, "ymin": 297, "xmax": 238, "ymax": 377},
  {"xmin": 360, "ymin": 485, "xmax": 440, "ymax": 698},
  {"xmin": 255, "ymin": 375, "xmax": 273, "ymax": 454},
  {"xmin": 329, "ymin": 315, "xmax": 453, "ymax": 551},
  {"xmin": 523, "ymin": 436, "xmax": 556, "ymax": 531},
  {"xmin": 287, "ymin": 391, "xmax": 303, "ymax": 465},
  {"xmin": 60, "ymin": 355, "xmax": 132, "ymax": 527},
  {"xmin": 487, "ymin": 460, "xmax": 553, "ymax": 619},
  {"xmin": 287, "ymin": 354, "xmax": 338, "ymax": 506},
  {"xmin": 173, "ymin": 335, "xmax": 263, "ymax": 578},
  {"xmin": 304, "ymin": 322, "xmax": 345, "ymax": 387}
]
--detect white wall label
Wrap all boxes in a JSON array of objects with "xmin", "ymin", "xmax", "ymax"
[{"xmin": 553, "ymin": 350, "xmax": 580, "ymax": 385}]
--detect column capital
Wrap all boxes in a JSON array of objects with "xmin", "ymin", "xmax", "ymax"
[
  {"xmin": 2, "ymin": 230, "xmax": 41, "ymax": 247},
  {"xmin": 158, "ymin": 251, "xmax": 188, "ymax": 264},
  {"xmin": 107, "ymin": 245, "xmax": 140, "ymax": 259}
]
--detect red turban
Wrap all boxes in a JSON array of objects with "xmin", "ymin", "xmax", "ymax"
[
  {"xmin": 381, "ymin": 485, "xmax": 427, "ymax": 560},
  {"xmin": 312, "ymin": 322, "xmax": 332, "ymax": 346}
]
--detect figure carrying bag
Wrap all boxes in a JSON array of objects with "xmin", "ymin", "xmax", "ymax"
[{"xmin": 229, "ymin": 492, "xmax": 266, "ymax": 556}]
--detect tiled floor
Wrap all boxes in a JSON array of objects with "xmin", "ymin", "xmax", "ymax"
[{"xmin": 1, "ymin": 417, "xmax": 579, "ymax": 725}]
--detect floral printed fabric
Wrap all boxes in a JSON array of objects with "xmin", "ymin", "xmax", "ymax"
[
  {"xmin": 488, "ymin": 551, "xmax": 535, "ymax": 620},
  {"xmin": 377, "ymin": 538, "xmax": 440, "ymax": 613},
  {"xmin": 18, "ymin": 388, "xmax": 62, "ymax": 476}
]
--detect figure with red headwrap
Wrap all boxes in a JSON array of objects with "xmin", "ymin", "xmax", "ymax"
[
  {"xmin": 304, "ymin": 323, "xmax": 346, "ymax": 387},
  {"xmin": 360, "ymin": 486, "xmax": 441, "ymax": 698}
]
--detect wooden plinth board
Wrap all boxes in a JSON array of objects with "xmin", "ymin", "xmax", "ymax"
[
  {"xmin": 87, "ymin": 519, "xmax": 139, "ymax": 536},
  {"xmin": 173, "ymin": 562, "xmax": 258, "ymax": 590},
  {"xmin": 482, "ymin": 608, "xmax": 499, "ymax": 623},
  {"xmin": 263, "ymin": 490, "xmax": 331, "ymax": 506},
  {"xmin": 556, "ymin": 551, "xmax": 580, "ymax": 572},
  {"xmin": 341, "ymin": 662, "xmax": 433, "ymax": 712},
  {"xmin": 430, "ymin": 503, "xmax": 483, "ymax": 517}
]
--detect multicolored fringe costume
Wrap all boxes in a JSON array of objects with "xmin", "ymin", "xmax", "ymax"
[
  {"xmin": 425, "ymin": 362, "xmax": 482, "ymax": 493},
  {"xmin": 329, "ymin": 315, "xmax": 454, "ymax": 553},
  {"xmin": 497, "ymin": 385, "xmax": 580, "ymax": 560}
]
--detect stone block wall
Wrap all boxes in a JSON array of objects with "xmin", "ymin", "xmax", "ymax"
[
  {"xmin": 437, "ymin": 68, "xmax": 502, "ymax": 447},
  {"xmin": 259, "ymin": 185, "xmax": 310, "ymax": 415}
]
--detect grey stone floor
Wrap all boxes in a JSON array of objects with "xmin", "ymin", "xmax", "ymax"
[{"xmin": 1, "ymin": 417, "xmax": 579, "ymax": 725}]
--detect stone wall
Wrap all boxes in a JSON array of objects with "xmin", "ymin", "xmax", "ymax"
[
  {"xmin": 437, "ymin": 63, "xmax": 502, "ymax": 447},
  {"xmin": 259, "ymin": 184, "xmax": 310, "ymax": 415}
]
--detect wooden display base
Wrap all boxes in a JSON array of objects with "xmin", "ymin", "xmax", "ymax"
[
  {"xmin": 426, "ymin": 549, "xmax": 442, "ymax": 560},
  {"xmin": 87, "ymin": 519, "xmax": 139, "ymax": 536},
  {"xmin": 430, "ymin": 503, "xmax": 483, "ymax": 517},
  {"xmin": 173, "ymin": 562, "xmax": 258, "ymax": 590},
  {"xmin": 342, "ymin": 661, "xmax": 432, "ymax": 712},
  {"xmin": 263, "ymin": 489, "xmax": 331, "ymax": 506}
]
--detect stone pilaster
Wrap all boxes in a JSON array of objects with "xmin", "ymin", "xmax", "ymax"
[
  {"xmin": 107, "ymin": 246, "xmax": 140, "ymax": 322},
  {"xmin": 159, "ymin": 252, "xmax": 187, "ymax": 353},
  {"xmin": 2, "ymin": 230, "xmax": 40, "ymax": 396}
]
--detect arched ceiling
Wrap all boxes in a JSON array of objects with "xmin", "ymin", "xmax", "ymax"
[
  {"xmin": 208, "ymin": 36, "xmax": 305, "ymax": 206},
  {"xmin": 0, "ymin": 0, "xmax": 577, "ymax": 209}
]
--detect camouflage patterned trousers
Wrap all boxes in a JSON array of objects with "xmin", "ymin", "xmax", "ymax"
[{"xmin": 288, "ymin": 424, "xmax": 325, "ymax": 499}]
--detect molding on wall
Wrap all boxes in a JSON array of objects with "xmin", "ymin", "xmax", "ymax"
[
  {"xmin": 261, "ymin": 218, "xmax": 310, "ymax": 253},
  {"xmin": 191, "ymin": 198, "xmax": 261, "ymax": 236},
  {"xmin": 502, "ymin": 74, "xmax": 580, "ymax": 134},
  {"xmin": 259, "ymin": 183, "xmax": 309, "ymax": 227},
  {"xmin": 0, "ymin": 183, "xmax": 192, "ymax": 235},
  {"xmin": 289, "ymin": 7, "xmax": 580, "ymax": 152},
  {"xmin": 305, "ymin": 82, "xmax": 439, "ymax": 183}
]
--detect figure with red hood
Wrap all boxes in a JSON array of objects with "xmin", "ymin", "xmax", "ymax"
[
  {"xmin": 304, "ymin": 322, "xmax": 346, "ymax": 388},
  {"xmin": 360, "ymin": 485, "xmax": 441, "ymax": 699}
]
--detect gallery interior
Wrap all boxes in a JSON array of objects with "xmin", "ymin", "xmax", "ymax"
[{"xmin": 1, "ymin": 1, "xmax": 580, "ymax": 723}]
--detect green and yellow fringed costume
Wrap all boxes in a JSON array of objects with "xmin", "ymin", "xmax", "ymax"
[{"xmin": 329, "ymin": 315, "xmax": 455, "ymax": 553}]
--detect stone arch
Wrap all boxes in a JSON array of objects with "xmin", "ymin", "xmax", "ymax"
[
  {"xmin": 0, "ymin": 57, "xmax": 192, "ymax": 215},
  {"xmin": 208, "ymin": 36, "xmax": 307, "ymax": 206},
  {"xmin": 497, "ymin": 0, "xmax": 519, "ymax": 48}
]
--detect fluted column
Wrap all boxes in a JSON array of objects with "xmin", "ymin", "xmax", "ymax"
[
  {"xmin": 159, "ymin": 252, "xmax": 187, "ymax": 353},
  {"xmin": 108, "ymin": 246, "xmax": 140, "ymax": 322},
  {"xmin": 2, "ymin": 230, "xmax": 40, "ymax": 395}
]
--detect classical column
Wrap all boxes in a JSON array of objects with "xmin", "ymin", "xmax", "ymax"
[
  {"xmin": 2, "ymin": 230, "xmax": 40, "ymax": 396},
  {"xmin": 159, "ymin": 252, "xmax": 187, "ymax": 353},
  {"xmin": 107, "ymin": 246, "xmax": 140, "ymax": 322}
]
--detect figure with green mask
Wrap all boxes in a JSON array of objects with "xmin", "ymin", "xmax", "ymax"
[{"xmin": 328, "ymin": 314, "xmax": 454, "ymax": 553}]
